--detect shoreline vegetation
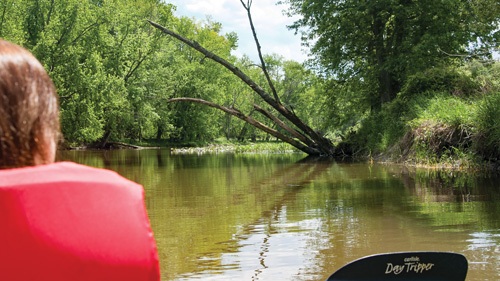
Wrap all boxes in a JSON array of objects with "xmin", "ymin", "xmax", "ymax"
[
  {"xmin": 2, "ymin": 0, "xmax": 499, "ymax": 170},
  {"xmin": 337, "ymin": 62, "xmax": 500, "ymax": 171},
  {"xmin": 63, "ymin": 61, "xmax": 500, "ymax": 172}
]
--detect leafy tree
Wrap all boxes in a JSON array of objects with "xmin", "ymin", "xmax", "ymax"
[
  {"xmin": 2, "ymin": 0, "xmax": 176, "ymax": 145},
  {"xmin": 217, "ymin": 57, "xmax": 255, "ymax": 140},
  {"xmin": 1, "ymin": 0, "xmax": 324, "ymax": 148},
  {"xmin": 281, "ymin": 0, "xmax": 500, "ymax": 107},
  {"xmin": 163, "ymin": 16, "xmax": 240, "ymax": 142}
]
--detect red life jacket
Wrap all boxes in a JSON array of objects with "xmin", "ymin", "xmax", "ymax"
[{"xmin": 0, "ymin": 162, "xmax": 160, "ymax": 281}]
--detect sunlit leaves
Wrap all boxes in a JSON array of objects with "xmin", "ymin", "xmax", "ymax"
[
  {"xmin": 2, "ymin": 0, "xmax": 320, "ymax": 145},
  {"xmin": 282, "ymin": 0, "xmax": 500, "ymax": 107}
]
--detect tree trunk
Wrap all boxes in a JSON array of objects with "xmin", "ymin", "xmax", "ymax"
[
  {"xmin": 238, "ymin": 123, "xmax": 249, "ymax": 141},
  {"xmin": 156, "ymin": 123, "xmax": 163, "ymax": 140},
  {"xmin": 99, "ymin": 130, "xmax": 112, "ymax": 149},
  {"xmin": 379, "ymin": 69, "xmax": 393, "ymax": 104},
  {"xmin": 371, "ymin": 8, "xmax": 396, "ymax": 105}
]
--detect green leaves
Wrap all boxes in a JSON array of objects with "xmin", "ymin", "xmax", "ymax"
[
  {"xmin": 2, "ymin": 0, "xmax": 324, "ymax": 146},
  {"xmin": 1, "ymin": 0, "xmax": 196, "ymax": 144},
  {"xmin": 283, "ymin": 0, "xmax": 500, "ymax": 107}
]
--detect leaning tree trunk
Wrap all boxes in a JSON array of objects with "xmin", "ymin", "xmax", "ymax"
[{"xmin": 147, "ymin": 2, "xmax": 336, "ymax": 156}]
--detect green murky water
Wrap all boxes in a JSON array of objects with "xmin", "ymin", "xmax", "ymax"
[{"xmin": 60, "ymin": 149, "xmax": 500, "ymax": 280}]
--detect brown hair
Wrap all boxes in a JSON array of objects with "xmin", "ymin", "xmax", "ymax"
[{"xmin": 0, "ymin": 39, "xmax": 60, "ymax": 169}]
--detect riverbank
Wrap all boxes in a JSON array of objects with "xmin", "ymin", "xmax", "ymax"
[
  {"xmin": 63, "ymin": 61, "xmax": 500, "ymax": 170},
  {"xmin": 337, "ymin": 62, "xmax": 500, "ymax": 171}
]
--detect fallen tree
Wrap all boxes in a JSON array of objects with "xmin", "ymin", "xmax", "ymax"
[{"xmin": 147, "ymin": 0, "xmax": 336, "ymax": 156}]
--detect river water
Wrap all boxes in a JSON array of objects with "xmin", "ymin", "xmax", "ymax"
[{"xmin": 60, "ymin": 149, "xmax": 500, "ymax": 281}]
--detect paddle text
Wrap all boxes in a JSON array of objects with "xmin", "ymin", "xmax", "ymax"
[{"xmin": 385, "ymin": 256, "xmax": 434, "ymax": 275}]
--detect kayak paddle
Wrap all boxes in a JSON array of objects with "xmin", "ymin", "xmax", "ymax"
[{"xmin": 326, "ymin": 252, "xmax": 468, "ymax": 281}]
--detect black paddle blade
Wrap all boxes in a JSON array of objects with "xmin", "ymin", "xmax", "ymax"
[{"xmin": 326, "ymin": 252, "xmax": 468, "ymax": 281}]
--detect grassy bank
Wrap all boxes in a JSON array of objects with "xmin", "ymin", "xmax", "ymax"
[{"xmin": 339, "ymin": 61, "xmax": 500, "ymax": 169}]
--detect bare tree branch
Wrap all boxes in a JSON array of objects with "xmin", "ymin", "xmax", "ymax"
[
  {"xmin": 167, "ymin": 98, "xmax": 320, "ymax": 155},
  {"xmin": 124, "ymin": 48, "xmax": 155, "ymax": 83},
  {"xmin": 70, "ymin": 19, "xmax": 103, "ymax": 45},
  {"xmin": 239, "ymin": 0, "xmax": 280, "ymax": 103},
  {"xmin": 46, "ymin": 0, "xmax": 55, "ymax": 27},
  {"xmin": 147, "ymin": 20, "xmax": 336, "ymax": 155},
  {"xmin": 252, "ymin": 103, "xmax": 316, "ymax": 147},
  {"xmin": 438, "ymin": 48, "xmax": 494, "ymax": 62},
  {"xmin": 147, "ymin": 20, "xmax": 278, "ymax": 105}
]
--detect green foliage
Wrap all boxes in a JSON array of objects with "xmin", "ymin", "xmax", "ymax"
[
  {"xmin": 166, "ymin": 140, "xmax": 301, "ymax": 154},
  {"xmin": 267, "ymin": 56, "xmax": 329, "ymax": 135},
  {"xmin": 346, "ymin": 92, "xmax": 479, "ymax": 166},
  {"xmin": 282, "ymin": 0, "xmax": 500, "ymax": 108},
  {"xmin": 341, "ymin": 61, "xmax": 500, "ymax": 166},
  {"xmin": 400, "ymin": 67, "xmax": 479, "ymax": 99},
  {"xmin": 232, "ymin": 141, "xmax": 300, "ymax": 154},
  {"xmin": 2, "ymin": 0, "xmax": 262, "ymax": 145},
  {"xmin": 407, "ymin": 94, "xmax": 476, "ymax": 128},
  {"xmin": 6, "ymin": 0, "xmax": 498, "ymax": 156},
  {"xmin": 321, "ymin": 76, "xmax": 375, "ymax": 137},
  {"xmin": 1, "ymin": 0, "xmax": 178, "ymax": 144},
  {"xmin": 343, "ymin": 98, "xmax": 408, "ymax": 154},
  {"xmin": 468, "ymin": 61, "xmax": 500, "ymax": 95},
  {"xmin": 471, "ymin": 61, "xmax": 500, "ymax": 143}
]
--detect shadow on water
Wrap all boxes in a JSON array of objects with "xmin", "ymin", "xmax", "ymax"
[{"xmin": 59, "ymin": 149, "xmax": 500, "ymax": 281}]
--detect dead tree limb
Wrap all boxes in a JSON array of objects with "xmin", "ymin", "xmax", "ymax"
[
  {"xmin": 147, "ymin": 20, "xmax": 335, "ymax": 156},
  {"xmin": 239, "ymin": 0, "xmax": 280, "ymax": 103},
  {"xmin": 147, "ymin": 20, "xmax": 278, "ymax": 107},
  {"xmin": 252, "ymin": 103, "xmax": 316, "ymax": 147},
  {"xmin": 167, "ymin": 98, "xmax": 320, "ymax": 155}
]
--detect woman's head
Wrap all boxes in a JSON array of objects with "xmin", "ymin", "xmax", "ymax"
[{"xmin": 0, "ymin": 40, "xmax": 60, "ymax": 168}]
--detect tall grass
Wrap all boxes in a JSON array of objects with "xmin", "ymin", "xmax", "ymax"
[{"xmin": 475, "ymin": 91, "xmax": 500, "ymax": 159}]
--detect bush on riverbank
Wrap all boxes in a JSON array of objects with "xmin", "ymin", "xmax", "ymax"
[{"xmin": 340, "ymin": 61, "xmax": 500, "ymax": 167}]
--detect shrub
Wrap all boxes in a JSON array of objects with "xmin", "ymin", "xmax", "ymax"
[
  {"xmin": 468, "ymin": 61, "xmax": 500, "ymax": 95},
  {"xmin": 400, "ymin": 66, "xmax": 479, "ymax": 99}
]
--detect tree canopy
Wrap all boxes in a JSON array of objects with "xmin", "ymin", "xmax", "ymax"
[
  {"xmin": 281, "ymin": 0, "xmax": 500, "ymax": 106},
  {"xmin": 0, "ymin": 0, "xmax": 328, "ymax": 149}
]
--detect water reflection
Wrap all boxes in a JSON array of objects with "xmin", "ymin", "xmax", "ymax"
[{"xmin": 59, "ymin": 150, "xmax": 500, "ymax": 280}]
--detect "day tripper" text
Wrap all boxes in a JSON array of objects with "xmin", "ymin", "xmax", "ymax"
[{"xmin": 385, "ymin": 256, "xmax": 434, "ymax": 275}]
